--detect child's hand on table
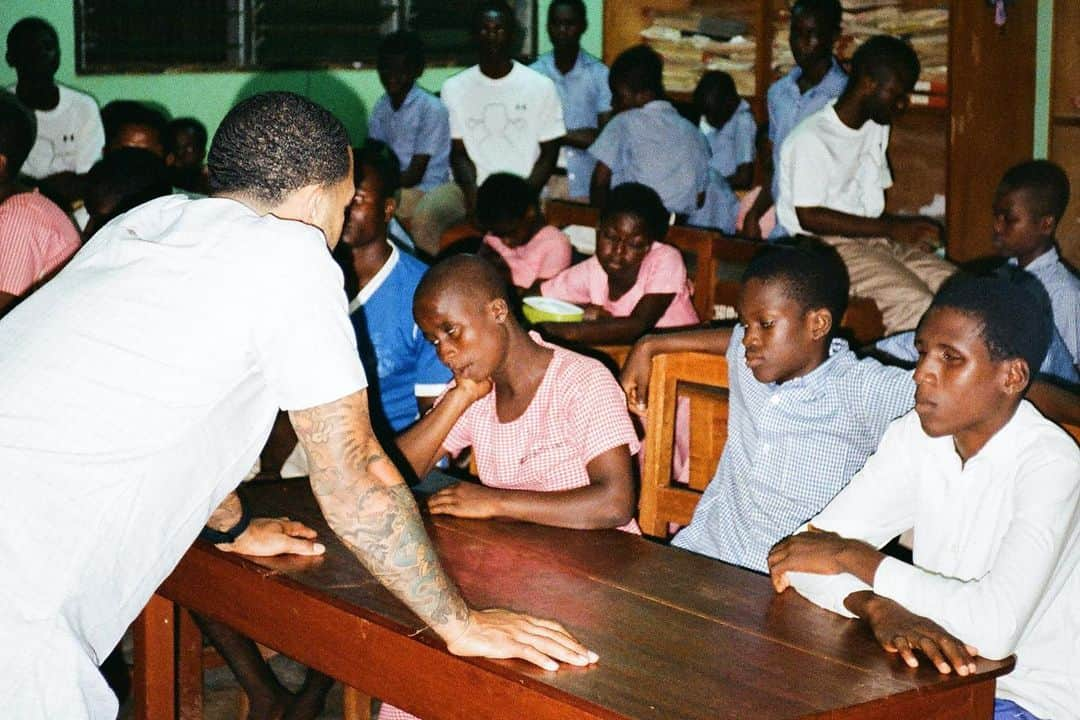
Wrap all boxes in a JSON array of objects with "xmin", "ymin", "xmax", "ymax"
[
  {"xmin": 767, "ymin": 526, "xmax": 884, "ymax": 592},
  {"xmin": 428, "ymin": 481, "xmax": 501, "ymax": 519},
  {"xmin": 887, "ymin": 216, "xmax": 943, "ymax": 254}
]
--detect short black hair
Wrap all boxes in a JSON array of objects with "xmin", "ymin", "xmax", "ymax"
[
  {"xmin": 926, "ymin": 272, "xmax": 1052, "ymax": 375},
  {"xmin": 850, "ymin": 35, "xmax": 920, "ymax": 89},
  {"xmin": 475, "ymin": 173, "xmax": 537, "ymax": 230},
  {"xmin": 471, "ymin": 0, "xmax": 520, "ymax": 36},
  {"xmin": 356, "ymin": 139, "xmax": 401, "ymax": 198},
  {"xmin": 165, "ymin": 117, "xmax": 208, "ymax": 154},
  {"xmin": 548, "ymin": 0, "xmax": 588, "ymax": 22},
  {"xmin": 208, "ymin": 92, "xmax": 351, "ymax": 206},
  {"xmin": 0, "ymin": 90, "xmax": 37, "ymax": 176},
  {"xmin": 85, "ymin": 147, "xmax": 171, "ymax": 216},
  {"xmin": 377, "ymin": 30, "xmax": 426, "ymax": 72},
  {"xmin": 997, "ymin": 159, "xmax": 1071, "ymax": 224},
  {"xmin": 609, "ymin": 45, "xmax": 665, "ymax": 97},
  {"xmin": 693, "ymin": 71, "xmax": 737, "ymax": 113},
  {"xmin": 101, "ymin": 100, "xmax": 168, "ymax": 146},
  {"xmin": 415, "ymin": 253, "xmax": 513, "ymax": 308},
  {"xmin": 6, "ymin": 17, "xmax": 58, "ymax": 60},
  {"xmin": 791, "ymin": 0, "xmax": 844, "ymax": 32},
  {"xmin": 600, "ymin": 182, "xmax": 670, "ymax": 242},
  {"xmin": 742, "ymin": 238, "xmax": 851, "ymax": 330}
]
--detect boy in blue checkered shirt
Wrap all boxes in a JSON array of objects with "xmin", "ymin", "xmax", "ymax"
[{"xmin": 621, "ymin": 240, "xmax": 914, "ymax": 572}]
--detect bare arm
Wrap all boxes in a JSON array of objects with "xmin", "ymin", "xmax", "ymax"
[
  {"xmin": 527, "ymin": 138, "xmax": 563, "ymax": 191},
  {"xmin": 397, "ymin": 380, "xmax": 489, "ymax": 478},
  {"xmin": 291, "ymin": 388, "xmax": 596, "ymax": 668},
  {"xmin": 539, "ymin": 293, "xmax": 676, "ymax": 346},
  {"xmin": 728, "ymin": 162, "xmax": 754, "ymax": 192},
  {"xmin": 427, "ymin": 445, "xmax": 635, "ymax": 529},
  {"xmin": 0, "ymin": 290, "xmax": 19, "ymax": 318},
  {"xmin": 589, "ymin": 162, "xmax": 612, "ymax": 209},
  {"xmin": 620, "ymin": 327, "xmax": 734, "ymax": 415},
  {"xmin": 1027, "ymin": 380, "xmax": 1080, "ymax": 426},
  {"xmin": 741, "ymin": 182, "xmax": 774, "ymax": 241},
  {"xmin": 400, "ymin": 154, "xmax": 432, "ymax": 189},
  {"xmin": 562, "ymin": 128, "xmax": 600, "ymax": 151},
  {"xmin": 450, "ymin": 140, "xmax": 478, "ymax": 215},
  {"xmin": 256, "ymin": 410, "xmax": 298, "ymax": 480},
  {"xmin": 796, "ymin": 207, "xmax": 942, "ymax": 251}
]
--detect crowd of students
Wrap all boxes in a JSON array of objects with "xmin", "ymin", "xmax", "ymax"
[{"xmin": 2, "ymin": 2, "xmax": 1079, "ymax": 720}]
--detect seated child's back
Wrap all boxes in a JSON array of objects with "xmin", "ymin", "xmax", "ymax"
[{"xmin": 588, "ymin": 45, "xmax": 709, "ymax": 216}]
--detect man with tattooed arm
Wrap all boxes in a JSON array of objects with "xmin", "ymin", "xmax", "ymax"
[{"xmin": 0, "ymin": 92, "xmax": 596, "ymax": 720}]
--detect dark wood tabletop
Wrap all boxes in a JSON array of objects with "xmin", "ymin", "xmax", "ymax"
[{"xmin": 135, "ymin": 478, "xmax": 1012, "ymax": 720}]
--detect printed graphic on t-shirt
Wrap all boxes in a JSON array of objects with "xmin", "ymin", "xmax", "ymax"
[{"xmin": 465, "ymin": 102, "xmax": 530, "ymax": 157}]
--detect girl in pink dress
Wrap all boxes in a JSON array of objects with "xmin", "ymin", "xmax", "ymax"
[
  {"xmin": 381, "ymin": 254, "xmax": 640, "ymax": 720},
  {"xmin": 539, "ymin": 182, "xmax": 699, "ymax": 345},
  {"xmin": 476, "ymin": 172, "xmax": 572, "ymax": 290}
]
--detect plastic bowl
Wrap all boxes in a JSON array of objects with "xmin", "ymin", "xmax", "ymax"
[{"xmin": 522, "ymin": 296, "xmax": 585, "ymax": 324}]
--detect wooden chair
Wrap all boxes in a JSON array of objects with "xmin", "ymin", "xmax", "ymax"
[
  {"xmin": 544, "ymin": 199, "xmax": 600, "ymax": 229},
  {"xmin": 639, "ymin": 352, "xmax": 731, "ymax": 537}
]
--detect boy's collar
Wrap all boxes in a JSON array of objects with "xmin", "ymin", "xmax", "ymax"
[{"xmin": 1008, "ymin": 245, "xmax": 1058, "ymax": 270}]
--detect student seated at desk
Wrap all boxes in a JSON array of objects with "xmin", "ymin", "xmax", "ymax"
[
  {"xmin": 621, "ymin": 240, "xmax": 914, "ymax": 571},
  {"xmin": 687, "ymin": 71, "xmax": 756, "ymax": 235},
  {"xmin": 382, "ymin": 254, "xmax": 639, "ymax": 720},
  {"xmin": 477, "ymin": 172, "xmax": 571, "ymax": 290},
  {"xmin": 768, "ymin": 273, "xmax": 1080, "ymax": 720},
  {"xmin": 538, "ymin": 182, "xmax": 699, "ymax": 345}
]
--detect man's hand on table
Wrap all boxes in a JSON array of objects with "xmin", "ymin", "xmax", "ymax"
[
  {"xmin": 845, "ymin": 591, "xmax": 979, "ymax": 677},
  {"xmin": 445, "ymin": 608, "xmax": 599, "ymax": 672},
  {"xmin": 216, "ymin": 517, "xmax": 326, "ymax": 557}
]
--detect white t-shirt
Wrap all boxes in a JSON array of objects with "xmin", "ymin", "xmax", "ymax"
[
  {"xmin": 0, "ymin": 195, "xmax": 367, "ymax": 719},
  {"xmin": 10, "ymin": 84, "xmax": 105, "ymax": 178},
  {"xmin": 775, "ymin": 100, "xmax": 892, "ymax": 236},
  {"xmin": 440, "ymin": 61, "xmax": 566, "ymax": 185}
]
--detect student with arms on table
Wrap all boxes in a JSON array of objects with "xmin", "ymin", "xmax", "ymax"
[
  {"xmin": 769, "ymin": 273, "xmax": 1080, "ymax": 720},
  {"xmin": 0, "ymin": 91, "xmax": 595, "ymax": 720}
]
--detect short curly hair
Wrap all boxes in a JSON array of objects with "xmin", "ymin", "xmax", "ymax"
[
  {"xmin": 208, "ymin": 92, "xmax": 350, "ymax": 206},
  {"xmin": 742, "ymin": 238, "xmax": 850, "ymax": 333},
  {"xmin": 600, "ymin": 182, "xmax": 670, "ymax": 242}
]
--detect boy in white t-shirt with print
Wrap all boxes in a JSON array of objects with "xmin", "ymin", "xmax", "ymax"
[
  {"xmin": 776, "ymin": 35, "xmax": 954, "ymax": 334},
  {"xmin": 440, "ymin": 0, "xmax": 566, "ymax": 215}
]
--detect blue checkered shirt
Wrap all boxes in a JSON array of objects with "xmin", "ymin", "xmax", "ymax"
[{"xmin": 672, "ymin": 324, "xmax": 914, "ymax": 572}]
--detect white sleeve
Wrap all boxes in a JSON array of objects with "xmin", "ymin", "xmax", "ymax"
[
  {"xmin": 788, "ymin": 571, "xmax": 873, "ymax": 619},
  {"xmin": 76, "ymin": 99, "xmax": 105, "ymax": 174},
  {"xmin": 535, "ymin": 77, "xmax": 566, "ymax": 142},
  {"xmin": 775, "ymin": 130, "xmax": 829, "ymax": 235},
  {"xmin": 873, "ymin": 444, "xmax": 1080, "ymax": 660},
  {"xmin": 441, "ymin": 78, "xmax": 464, "ymax": 140},
  {"xmin": 251, "ymin": 231, "xmax": 368, "ymax": 411}
]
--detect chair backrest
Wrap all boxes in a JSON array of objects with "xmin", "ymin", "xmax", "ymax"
[
  {"xmin": 545, "ymin": 199, "xmax": 600, "ymax": 229},
  {"xmin": 639, "ymin": 351, "xmax": 730, "ymax": 537}
]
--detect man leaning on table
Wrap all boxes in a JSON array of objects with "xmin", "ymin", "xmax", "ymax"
[{"xmin": 0, "ymin": 91, "xmax": 597, "ymax": 720}]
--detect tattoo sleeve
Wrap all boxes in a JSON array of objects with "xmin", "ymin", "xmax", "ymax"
[{"xmin": 290, "ymin": 389, "xmax": 470, "ymax": 636}]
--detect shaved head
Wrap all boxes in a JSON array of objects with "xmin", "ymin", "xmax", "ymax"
[{"xmin": 415, "ymin": 254, "xmax": 512, "ymax": 309}]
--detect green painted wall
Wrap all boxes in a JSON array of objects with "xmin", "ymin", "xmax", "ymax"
[
  {"xmin": 1033, "ymin": 0, "xmax": 1053, "ymax": 157},
  {"xmin": 0, "ymin": 0, "xmax": 604, "ymax": 143}
]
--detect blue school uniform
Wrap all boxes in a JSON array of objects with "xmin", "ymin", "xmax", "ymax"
[
  {"xmin": 531, "ymin": 50, "xmax": 612, "ymax": 199},
  {"xmin": 348, "ymin": 245, "xmax": 451, "ymax": 431},
  {"xmin": 1010, "ymin": 248, "xmax": 1080, "ymax": 369},
  {"xmin": 767, "ymin": 58, "xmax": 847, "ymax": 239},
  {"xmin": 367, "ymin": 86, "xmax": 452, "ymax": 191},
  {"xmin": 588, "ymin": 100, "xmax": 710, "ymax": 215},
  {"xmin": 672, "ymin": 324, "xmax": 913, "ymax": 572},
  {"xmin": 688, "ymin": 99, "xmax": 757, "ymax": 233}
]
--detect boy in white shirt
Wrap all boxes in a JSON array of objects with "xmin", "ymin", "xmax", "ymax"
[
  {"xmin": 768, "ymin": 273, "xmax": 1080, "ymax": 720},
  {"xmin": 775, "ymin": 35, "xmax": 954, "ymax": 334},
  {"xmin": 441, "ymin": 0, "xmax": 565, "ymax": 214},
  {"xmin": 6, "ymin": 17, "xmax": 103, "ymax": 206}
]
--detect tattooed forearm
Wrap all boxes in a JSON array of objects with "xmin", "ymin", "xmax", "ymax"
[
  {"xmin": 290, "ymin": 389, "xmax": 470, "ymax": 633},
  {"xmin": 206, "ymin": 491, "xmax": 243, "ymax": 532}
]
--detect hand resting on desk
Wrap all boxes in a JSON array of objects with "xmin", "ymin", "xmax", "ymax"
[{"xmin": 215, "ymin": 516, "xmax": 326, "ymax": 557}]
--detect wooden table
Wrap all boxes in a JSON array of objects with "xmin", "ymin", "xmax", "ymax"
[{"xmin": 134, "ymin": 480, "xmax": 1012, "ymax": 720}]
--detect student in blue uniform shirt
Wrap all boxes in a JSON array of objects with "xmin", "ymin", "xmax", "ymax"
[
  {"xmin": 588, "ymin": 44, "xmax": 709, "ymax": 217},
  {"xmin": 530, "ymin": 0, "xmax": 612, "ymax": 201},
  {"xmin": 687, "ymin": 71, "xmax": 757, "ymax": 234},
  {"xmin": 741, "ymin": 0, "xmax": 848, "ymax": 240}
]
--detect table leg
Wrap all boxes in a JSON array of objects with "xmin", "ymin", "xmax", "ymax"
[
  {"xmin": 133, "ymin": 593, "xmax": 177, "ymax": 720},
  {"xmin": 177, "ymin": 607, "xmax": 205, "ymax": 720}
]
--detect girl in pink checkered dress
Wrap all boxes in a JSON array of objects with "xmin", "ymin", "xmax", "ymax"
[{"xmin": 379, "ymin": 254, "xmax": 641, "ymax": 720}]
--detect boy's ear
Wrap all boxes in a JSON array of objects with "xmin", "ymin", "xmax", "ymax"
[
  {"xmin": 383, "ymin": 196, "xmax": 397, "ymax": 224},
  {"xmin": 488, "ymin": 297, "xmax": 509, "ymax": 324},
  {"xmin": 807, "ymin": 307, "xmax": 833, "ymax": 341},
  {"xmin": 1001, "ymin": 357, "xmax": 1031, "ymax": 397},
  {"xmin": 1038, "ymin": 213, "xmax": 1057, "ymax": 237}
]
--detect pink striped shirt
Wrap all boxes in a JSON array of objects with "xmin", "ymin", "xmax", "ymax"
[
  {"xmin": 483, "ymin": 224, "xmax": 572, "ymax": 288},
  {"xmin": 0, "ymin": 191, "xmax": 80, "ymax": 296},
  {"xmin": 539, "ymin": 241, "xmax": 699, "ymax": 327}
]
